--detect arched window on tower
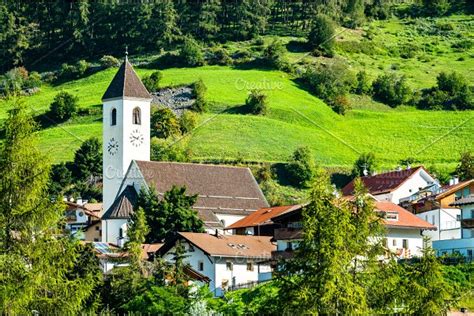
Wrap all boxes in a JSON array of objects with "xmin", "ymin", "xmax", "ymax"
[
  {"xmin": 132, "ymin": 107, "xmax": 141, "ymax": 125},
  {"xmin": 111, "ymin": 108, "xmax": 117, "ymax": 126}
]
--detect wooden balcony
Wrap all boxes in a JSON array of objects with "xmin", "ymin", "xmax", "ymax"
[
  {"xmin": 273, "ymin": 227, "xmax": 302, "ymax": 240},
  {"xmin": 461, "ymin": 218, "xmax": 474, "ymax": 228},
  {"xmin": 271, "ymin": 250, "xmax": 295, "ymax": 261}
]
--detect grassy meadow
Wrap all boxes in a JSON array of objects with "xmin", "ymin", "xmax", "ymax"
[{"xmin": 0, "ymin": 15, "xmax": 472, "ymax": 168}]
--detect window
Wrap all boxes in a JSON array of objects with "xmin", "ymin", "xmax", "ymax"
[
  {"xmin": 471, "ymin": 209, "xmax": 474, "ymax": 219},
  {"xmin": 286, "ymin": 242, "xmax": 292, "ymax": 251},
  {"xmin": 94, "ymin": 238, "xmax": 99, "ymax": 242},
  {"xmin": 198, "ymin": 261, "xmax": 204, "ymax": 271},
  {"xmin": 247, "ymin": 262, "xmax": 254, "ymax": 271},
  {"xmin": 468, "ymin": 250, "xmax": 473, "ymax": 258},
  {"xmin": 95, "ymin": 225, "xmax": 100, "ymax": 231},
  {"xmin": 119, "ymin": 228, "xmax": 123, "ymax": 239},
  {"xmin": 132, "ymin": 107, "xmax": 141, "ymax": 125},
  {"xmin": 226, "ymin": 261, "xmax": 233, "ymax": 271},
  {"xmin": 457, "ymin": 214, "xmax": 461, "ymax": 221},
  {"xmin": 392, "ymin": 239, "xmax": 397, "ymax": 247},
  {"xmin": 111, "ymin": 108, "xmax": 117, "ymax": 126},
  {"xmin": 403, "ymin": 239, "xmax": 409, "ymax": 249}
]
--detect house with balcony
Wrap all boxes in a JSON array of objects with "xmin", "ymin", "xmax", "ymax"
[
  {"xmin": 157, "ymin": 232, "xmax": 275, "ymax": 296},
  {"xmin": 433, "ymin": 194, "xmax": 474, "ymax": 259},
  {"xmin": 225, "ymin": 205, "xmax": 303, "ymax": 236},
  {"xmin": 410, "ymin": 179, "xmax": 473, "ymax": 244},
  {"xmin": 268, "ymin": 201, "xmax": 434, "ymax": 261},
  {"xmin": 342, "ymin": 166, "xmax": 439, "ymax": 204},
  {"xmin": 64, "ymin": 200, "xmax": 103, "ymax": 240}
]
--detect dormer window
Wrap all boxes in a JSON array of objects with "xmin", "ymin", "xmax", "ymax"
[
  {"xmin": 111, "ymin": 108, "xmax": 117, "ymax": 126},
  {"xmin": 132, "ymin": 107, "xmax": 141, "ymax": 125},
  {"xmin": 385, "ymin": 212, "xmax": 399, "ymax": 221}
]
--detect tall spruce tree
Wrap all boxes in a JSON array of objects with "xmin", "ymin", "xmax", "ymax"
[
  {"xmin": 279, "ymin": 169, "xmax": 367, "ymax": 314},
  {"xmin": 0, "ymin": 97, "xmax": 99, "ymax": 314}
]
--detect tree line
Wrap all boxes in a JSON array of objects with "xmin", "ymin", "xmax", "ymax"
[{"xmin": 4, "ymin": 0, "xmax": 466, "ymax": 72}]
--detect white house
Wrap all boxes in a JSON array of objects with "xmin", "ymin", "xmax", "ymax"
[
  {"xmin": 410, "ymin": 179, "xmax": 473, "ymax": 245},
  {"xmin": 64, "ymin": 200, "xmax": 102, "ymax": 239},
  {"xmin": 158, "ymin": 232, "xmax": 275, "ymax": 296},
  {"xmin": 270, "ymin": 200, "xmax": 435, "ymax": 261},
  {"xmin": 100, "ymin": 56, "xmax": 269, "ymax": 245},
  {"xmin": 433, "ymin": 195, "xmax": 474, "ymax": 259},
  {"xmin": 342, "ymin": 166, "xmax": 439, "ymax": 204}
]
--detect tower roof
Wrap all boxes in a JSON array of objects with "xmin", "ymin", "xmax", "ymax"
[{"xmin": 102, "ymin": 58, "xmax": 152, "ymax": 101}]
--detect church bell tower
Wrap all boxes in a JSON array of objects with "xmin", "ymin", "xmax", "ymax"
[{"xmin": 101, "ymin": 52, "xmax": 152, "ymax": 213}]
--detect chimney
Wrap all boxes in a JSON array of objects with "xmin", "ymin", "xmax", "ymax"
[
  {"xmin": 453, "ymin": 176, "xmax": 459, "ymax": 185},
  {"xmin": 449, "ymin": 178, "xmax": 454, "ymax": 186}
]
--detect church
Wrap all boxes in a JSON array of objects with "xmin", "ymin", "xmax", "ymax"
[{"xmin": 100, "ymin": 56, "xmax": 269, "ymax": 245}]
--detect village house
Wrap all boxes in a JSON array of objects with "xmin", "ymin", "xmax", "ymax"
[
  {"xmin": 225, "ymin": 205, "xmax": 303, "ymax": 236},
  {"xmin": 265, "ymin": 201, "xmax": 435, "ymax": 262},
  {"xmin": 407, "ymin": 179, "xmax": 473, "ymax": 244},
  {"xmin": 342, "ymin": 166, "xmax": 439, "ymax": 204},
  {"xmin": 64, "ymin": 200, "xmax": 103, "ymax": 241},
  {"xmin": 157, "ymin": 232, "xmax": 275, "ymax": 297},
  {"xmin": 100, "ymin": 56, "xmax": 268, "ymax": 246},
  {"xmin": 433, "ymin": 194, "xmax": 474, "ymax": 259}
]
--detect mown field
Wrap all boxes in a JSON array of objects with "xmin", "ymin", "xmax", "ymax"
[{"xmin": 1, "ymin": 15, "xmax": 473, "ymax": 169}]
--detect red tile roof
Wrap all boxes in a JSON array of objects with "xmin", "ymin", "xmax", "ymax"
[
  {"xmin": 342, "ymin": 166, "xmax": 431, "ymax": 196},
  {"xmin": 375, "ymin": 201, "xmax": 436, "ymax": 230},
  {"xmin": 177, "ymin": 232, "xmax": 275, "ymax": 258},
  {"xmin": 226, "ymin": 205, "xmax": 303, "ymax": 229}
]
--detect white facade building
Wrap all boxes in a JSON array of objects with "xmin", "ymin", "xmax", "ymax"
[
  {"xmin": 160, "ymin": 232, "xmax": 275, "ymax": 296},
  {"xmin": 343, "ymin": 166, "xmax": 439, "ymax": 204},
  {"xmin": 416, "ymin": 208, "xmax": 461, "ymax": 242}
]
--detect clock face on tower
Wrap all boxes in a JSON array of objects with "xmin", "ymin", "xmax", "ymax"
[
  {"xmin": 129, "ymin": 129, "xmax": 144, "ymax": 147},
  {"xmin": 107, "ymin": 137, "xmax": 119, "ymax": 156}
]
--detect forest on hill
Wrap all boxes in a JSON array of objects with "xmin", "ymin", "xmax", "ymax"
[{"xmin": 1, "ymin": 0, "xmax": 472, "ymax": 71}]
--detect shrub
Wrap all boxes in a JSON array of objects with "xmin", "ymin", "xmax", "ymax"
[
  {"xmin": 179, "ymin": 110, "xmax": 198, "ymax": 134},
  {"xmin": 308, "ymin": 15, "xmax": 335, "ymax": 55},
  {"xmin": 263, "ymin": 39, "xmax": 290, "ymax": 71},
  {"xmin": 150, "ymin": 137, "xmax": 190, "ymax": 162},
  {"xmin": 285, "ymin": 146, "xmax": 315, "ymax": 188},
  {"xmin": 422, "ymin": 0, "xmax": 450, "ymax": 16},
  {"xmin": 372, "ymin": 73, "xmax": 411, "ymax": 107},
  {"xmin": 209, "ymin": 47, "xmax": 232, "ymax": 66},
  {"xmin": 303, "ymin": 61, "xmax": 355, "ymax": 113},
  {"xmin": 180, "ymin": 37, "xmax": 204, "ymax": 67},
  {"xmin": 49, "ymin": 91, "xmax": 78, "ymax": 121},
  {"xmin": 418, "ymin": 72, "xmax": 473, "ymax": 110},
  {"xmin": 100, "ymin": 55, "xmax": 120, "ymax": 68},
  {"xmin": 331, "ymin": 95, "xmax": 351, "ymax": 115},
  {"xmin": 60, "ymin": 60, "xmax": 91, "ymax": 79},
  {"xmin": 24, "ymin": 71, "xmax": 42, "ymax": 89},
  {"xmin": 354, "ymin": 71, "xmax": 371, "ymax": 95},
  {"xmin": 245, "ymin": 90, "xmax": 268, "ymax": 115},
  {"xmin": 142, "ymin": 71, "xmax": 163, "ymax": 93},
  {"xmin": 1, "ymin": 68, "xmax": 25, "ymax": 95},
  {"xmin": 191, "ymin": 79, "xmax": 207, "ymax": 112},
  {"xmin": 150, "ymin": 107, "xmax": 180, "ymax": 139}
]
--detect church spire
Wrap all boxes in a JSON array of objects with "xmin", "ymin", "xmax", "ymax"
[{"xmin": 101, "ymin": 48, "xmax": 151, "ymax": 101}]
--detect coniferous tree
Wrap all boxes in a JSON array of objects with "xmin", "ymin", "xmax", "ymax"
[
  {"xmin": 279, "ymin": 170, "xmax": 367, "ymax": 314},
  {"xmin": 0, "ymin": 97, "xmax": 99, "ymax": 314},
  {"xmin": 138, "ymin": 186, "xmax": 204, "ymax": 243},
  {"xmin": 126, "ymin": 207, "xmax": 150, "ymax": 270},
  {"xmin": 72, "ymin": 137, "xmax": 102, "ymax": 181}
]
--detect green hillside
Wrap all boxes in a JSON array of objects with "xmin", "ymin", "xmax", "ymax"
[{"xmin": 1, "ymin": 15, "xmax": 473, "ymax": 168}]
